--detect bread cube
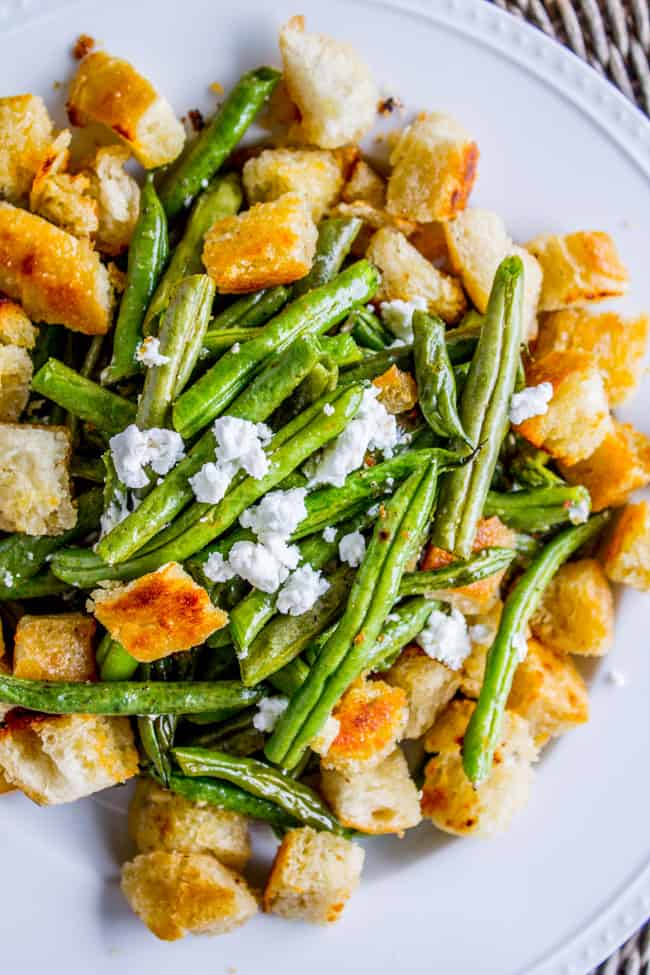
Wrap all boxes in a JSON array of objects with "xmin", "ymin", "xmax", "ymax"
[
  {"xmin": 263, "ymin": 826, "xmax": 364, "ymax": 924},
  {"xmin": 384, "ymin": 645, "xmax": 460, "ymax": 738},
  {"xmin": 0, "ymin": 345, "xmax": 32, "ymax": 421},
  {"xmin": 29, "ymin": 130, "xmax": 98, "ymax": 238},
  {"xmin": 67, "ymin": 51, "xmax": 185, "ymax": 168},
  {"xmin": 321, "ymin": 748, "xmax": 421, "ymax": 835},
  {"xmin": 91, "ymin": 562, "xmax": 227, "ymax": 661},
  {"xmin": 342, "ymin": 158, "xmax": 386, "ymax": 209},
  {"xmin": 0, "ymin": 424, "xmax": 75, "ymax": 535},
  {"xmin": 129, "ymin": 778, "xmax": 250, "ymax": 870},
  {"xmin": 421, "ymin": 700, "xmax": 537, "ymax": 836},
  {"xmin": 530, "ymin": 558, "xmax": 613, "ymax": 656},
  {"xmin": 0, "ymin": 94, "xmax": 53, "ymax": 202},
  {"xmin": 13, "ymin": 613, "xmax": 97, "ymax": 681},
  {"xmin": 0, "ymin": 298, "xmax": 37, "ymax": 348},
  {"xmin": 534, "ymin": 308, "xmax": 648, "ymax": 406},
  {"xmin": 279, "ymin": 16, "xmax": 378, "ymax": 148},
  {"xmin": 559, "ymin": 421, "xmax": 650, "ymax": 511},
  {"xmin": 372, "ymin": 364, "xmax": 418, "ymax": 414},
  {"xmin": 243, "ymin": 148, "xmax": 343, "ymax": 222},
  {"xmin": 600, "ymin": 501, "xmax": 650, "ymax": 591},
  {"xmin": 525, "ymin": 231, "xmax": 628, "ymax": 311},
  {"xmin": 319, "ymin": 676, "xmax": 408, "ymax": 773},
  {"xmin": 366, "ymin": 226, "xmax": 466, "ymax": 324},
  {"xmin": 121, "ymin": 850, "xmax": 257, "ymax": 941},
  {"xmin": 408, "ymin": 221, "xmax": 449, "ymax": 265},
  {"xmin": 0, "ymin": 712, "xmax": 138, "ymax": 804},
  {"xmin": 459, "ymin": 602, "xmax": 504, "ymax": 698},
  {"xmin": 386, "ymin": 112, "xmax": 478, "ymax": 223},
  {"xmin": 202, "ymin": 193, "xmax": 317, "ymax": 294},
  {"xmin": 82, "ymin": 146, "xmax": 140, "ymax": 255},
  {"xmin": 508, "ymin": 638, "xmax": 589, "ymax": 746}
]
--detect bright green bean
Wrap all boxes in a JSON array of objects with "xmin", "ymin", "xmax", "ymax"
[
  {"xmin": 413, "ymin": 310, "xmax": 468, "ymax": 443},
  {"xmin": 293, "ymin": 216, "xmax": 362, "ymax": 297},
  {"xmin": 484, "ymin": 485, "xmax": 591, "ymax": 533},
  {"xmin": 398, "ymin": 548, "xmax": 517, "ymax": 597},
  {"xmin": 166, "ymin": 772, "xmax": 298, "ymax": 830},
  {"xmin": 96, "ymin": 633, "xmax": 139, "ymax": 681},
  {"xmin": 32, "ymin": 359, "xmax": 136, "ymax": 436}
]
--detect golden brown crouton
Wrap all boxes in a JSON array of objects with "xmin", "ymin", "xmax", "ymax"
[
  {"xmin": 422, "ymin": 700, "xmax": 537, "ymax": 836},
  {"xmin": 0, "ymin": 423, "xmax": 75, "ymax": 535},
  {"xmin": 459, "ymin": 602, "xmax": 504, "ymax": 698},
  {"xmin": 67, "ymin": 51, "xmax": 185, "ymax": 168},
  {"xmin": 83, "ymin": 146, "xmax": 140, "ymax": 255},
  {"xmin": 386, "ymin": 112, "xmax": 478, "ymax": 223},
  {"xmin": 0, "ymin": 345, "xmax": 32, "ymax": 421},
  {"xmin": 13, "ymin": 613, "xmax": 97, "ymax": 681},
  {"xmin": 0, "ymin": 94, "xmax": 53, "ymax": 203},
  {"xmin": 372, "ymin": 364, "xmax": 418, "ymax": 414},
  {"xmin": 202, "ymin": 193, "xmax": 317, "ymax": 294},
  {"xmin": 321, "ymin": 748, "xmax": 421, "ymax": 835},
  {"xmin": 559, "ymin": 421, "xmax": 650, "ymax": 511},
  {"xmin": 332, "ymin": 200, "xmax": 416, "ymax": 257},
  {"xmin": 600, "ymin": 501, "xmax": 650, "ymax": 591},
  {"xmin": 319, "ymin": 677, "xmax": 408, "ymax": 773},
  {"xmin": 279, "ymin": 16, "xmax": 378, "ymax": 149},
  {"xmin": 366, "ymin": 226, "xmax": 466, "ymax": 324},
  {"xmin": 91, "ymin": 562, "xmax": 227, "ymax": 661},
  {"xmin": 29, "ymin": 130, "xmax": 99, "ymax": 238},
  {"xmin": 243, "ymin": 148, "xmax": 343, "ymax": 222},
  {"xmin": 121, "ymin": 850, "xmax": 257, "ymax": 941},
  {"xmin": 0, "ymin": 297, "xmax": 37, "ymax": 348},
  {"xmin": 384, "ymin": 645, "xmax": 460, "ymax": 738},
  {"xmin": 514, "ymin": 351, "xmax": 612, "ymax": 465},
  {"xmin": 534, "ymin": 308, "xmax": 649, "ymax": 406},
  {"xmin": 525, "ymin": 231, "xmax": 628, "ymax": 311},
  {"xmin": 408, "ymin": 221, "xmax": 449, "ymax": 265},
  {"xmin": 0, "ymin": 712, "xmax": 138, "ymax": 804},
  {"xmin": 530, "ymin": 559, "xmax": 614, "ymax": 656},
  {"xmin": 508, "ymin": 638, "xmax": 589, "ymax": 745},
  {"xmin": 0, "ymin": 202, "xmax": 113, "ymax": 334},
  {"xmin": 342, "ymin": 158, "xmax": 386, "ymax": 209},
  {"xmin": 263, "ymin": 826, "xmax": 364, "ymax": 924}
]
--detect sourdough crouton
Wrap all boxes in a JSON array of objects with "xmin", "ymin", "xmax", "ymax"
[
  {"xmin": 13, "ymin": 613, "xmax": 97, "ymax": 681},
  {"xmin": 243, "ymin": 148, "xmax": 343, "ymax": 222},
  {"xmin": 202, "ymin": 193, "xmax": 317, "ymax": 293},
  {"xmin": 534, "ymin": 308, "xmax": 649, "ymax": 406},
  {"xmin": 459, "ymin": 602, "xmax": 504, "ymax": 698},
  {"xmin": 384, "ymin": 645, "xmax": 460, "ymax": 738},
  {"xmin": 366, "ymin": 227, "xmax": 466, "ymax": 323},
  {"xmin": 508, "ymin": 638, "xmax": 589, "ymax": 745},
  {"xmin": 0, "ymin": 297, "xmax": 37, "ymax": 348},
  {"xmin": 372, "ymin": 364, "xmax": 418, "ymax": 414},
  {"xmin": 530, "ymin": 559, "xmax": 613, "ymax": 656},
  {"xmin": 342, "ymin": 158, "xmax": 386, "ymax": 209},
  {"xmin": 387, "ymin": 113, "xmax": 478, "ymax": 223},
  {"xmin": 82, "ymin": 146, "xmax": 140, "ymax": 255},
  {"xmin": 600, "ymin": 501, "xmax": 650, "ymax": 590},
  {"xmin": 559, "ymin": 421, "xmax": 650, "ymax": 511},
  {"xmin": 279, "ymin": 16, "xmax": 378, "ymax": 148},
  {"xmin": 321, "ymin": 748, "xmax": 421, "ymax": 835},
  {"xmin": 263, "ymin": 826, "xmax": 364, "ymax": 924},
  {"xmin": 526, "ymin": 231, "xmax": 629, "ymax": 311},
  {"xmin": 121, "ymin": 850, "xmax": 257, "ymax": 941},
  {"xmin": 422, "ymin": 700, "xmax": 537, "ymax": 836},
  {"xmin": 0, "ymin": 202, "xmax": 113, "ymax": 334},
  {"xmin": 129, "ymin": 779, "xmax": 250, "ymax": 870},
  {"xmin": 0, "ymin": 94, "xmax": 53, "ymax": 202},
  {"xmin": 0, "ymin": 345, "xmax": 32, "ymax": 421},
  {"xmin": 409, "ymin": 221, "xmax": 449, "ymax": 265},
  {"xmin": 91, "ymin": 562, "xmax": 227, "ymax": 661},
  {"xmin": 29, "ymin": 130, "xmax": 98, "ymax": 238},
  {"xmin": 0, "ymin": 423, "xmax": 75, "ymax": 535},
  {"xmin": 0, "ymin": 712, "xmax": 137, "ymax": 804},
  {"xmin": 67, "ymin": 51, "xmax": 185, "ymax": 168},
  {"xmin": 319, "ymin": 677, "xmax": 408, "ymax": 773},
  {"xmin": 514, "ymin": 351, "xmax": 612, "ymax": 464}
]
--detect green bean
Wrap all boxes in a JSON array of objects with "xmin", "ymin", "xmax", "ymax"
[
  {"xmin": 484, "ymin": 486, "xmax": 591, "ymax": 533},
  {"xmin": 268, "ymin": 657, "xmax": 311, "ymax": 697},
  {"xmin": 227, "ymin": 335, "xmax": 321, "ymax": 421},
  {"xmin": 101, "ymin": 175, "xmax": 168, "ymax": 384},
  {"xmin": 0, "ymin": 570, "xmax": 71, "ymax": 601},
  {"xmin": 350, "ymin": 306, "xmax": 393, "ymax": 351},
  {"xmin": 398, "ymin": 548, "xmax": 517, "ymax": 597},
  {"xmin": 365, "ymin": 597, "xmax": 441, "ymax": 673},
  {"xmin": 180, "ymin": 708, "xmax": 264, "ymax": 757},
  {"xmin": 166, "ymin": 772, "xmax": 298, "ymax": 829},
  {"xmin": 201, "ymin": 327, "xmax": 264, "ymax": 356},
  {"xmin": 31, "ymin": 323, "xmax": 65, "ymax": 375},
  {"xmin": 318, "ymin": 334, "xmax": 363, "ymax": 367},
  {"xmin": 508, "ymin": 440, "xmax": 564, "ymax": 489},
  {"xmin": 70, "ymin": 456, "xmax": 106, "ymax": 483},
  {"xmin": 413, "ymin": 311, "xmax": 468, "ymax": 443},
  {"xmin": 340, "ymin": 345, "xmax": 413, "ymax": 384},
  {"xmin": 462, "ymin": 515, "xmax": 608, "ymax": 785},
  {"xmin": 96, "ymin": 633, "xmax": 139, "ymax": 681},
  {"xmin": 293, "ymin": 217, "xmax": 362, "ymax": 297},
  {"xmin": 138, "ymin": 655, "xmax": 195, "ymax": 786},
  {"xmin": 444, "ymin": 317, "xmax": 482, "ymax": 363},
  {"xmin": 32, "ymin": 359, "xmax": 136, "ymax": 436},
  {"xmin": 67, "ymin": 335, "xmax": 106, "ymax": 444},
  {"xmin": 208, "ymin": 287, "xmax": 291, "ymax": 333},
  {"xmin": 291, "ymin": 358, "xmax": 338, "ymax": 413},
  {"xmin": 159, "ymin": 67, "xmax": 281, "ymax": 218}
]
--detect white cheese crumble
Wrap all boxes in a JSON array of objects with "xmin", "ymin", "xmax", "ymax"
[
  {"xmin": 322, "ymin": 526, "xmax": 337, "ymax": 543},
  {"xmin": 202, "ymin": 551, "xmax": 236, "ymax": 583},
  {"xmin": 338, "ymin": 530, "xmax": 366, "ymax": 567},
  {"xmin": 310, "ymin": 715, "xmax": 341, "ymax": 756},
  {"xmin": 99, "ymin": 487, "xmax": 140, "ymax": 538},
  {"xmin": 568, "ymin": 497, "xmax": 590, "ymax": 525},
  {"xmin": 509, "ymin": 382, "xmax": 554, "ymax": 425},
  {"xmin": 468, "ymin": 622, "xmax": 492, "ymax": 644},
  {"xmin": 379, "ymin": 297, "xmax": 427, "ymax": 344},
  {"xmin": 277, "ymin": 565, "xmax": 330, "ymax": 616},
  {"xmin": 1, "ymin": 569, "xmax": 13, "ymax": 587},
  {"xmin": 607, "ymin": 668, "xmax": 626, "ymax": 688},
  {"xmin": 513, "ymin": 630, "xmax": 529, "ymax": 662},
  {"xmin": 212, "ymin": 416, "xmax": 272, "ymax": 480},
  {"xmin": 231, "ymin": 342, "xmax": 241, "ymax": 353},
  {"xmin": 240, "ymin": 488, "xmax": 307, "ymax": 542},
  {"xmin": 416, "ymin": 607, "xmax": 471, "ymax": 670},
  {"xmin": 228, "ymin": 541, "xmax": 292, "ymax": 594},
  {"xmin": 189, "ymin": 461, "xmax": 234, "ymax": 505},
  {"xmin": 323, "ymin": 403, "xmax": 335, "ymax": 416},
  {"xmin": 109, "ymin": 425, "xmax": 185, "ymax": 489},
  {"xmin": 135, "ymin": 336, "xmax": 170, "ymax": 368},
  {"xmin": 253, "ymin": 696, "xmax": 288, "ymax": 733}
]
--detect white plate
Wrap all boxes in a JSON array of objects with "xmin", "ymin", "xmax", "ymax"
[{"xmin": 0, "ymin": 0, "xmax": 649, "ymax": 971}]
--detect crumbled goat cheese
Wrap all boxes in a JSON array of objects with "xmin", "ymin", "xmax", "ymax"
[
  {"xmin": 323, "ymin": 403, "xmax": 335, "ymax": 416},
  {"xmin": 367, "ymin": 503, "xmax": 381, "ymax": 517},
  {"xmin": 386, "ymin": 613, "xmax": 400, "ymax": 623},
  {"xmin": 277, "ymin": 565, "xmax": 330, "ymax": 616},
  {"xmin": 322, "ymin": 526, "xmax": 337, "ymax": 543},
  {"xmin": 203, "ymin": 552, "xmax": 236, "ymax": 583},
  {"xmin": 189, "ymin": 461, "xmax": 235, "ymax": 504},
  {"xmin": 338, "ymin": 530, "xmax": 366, "ymax": 567},
  {"xmin": 1, "ymin": 570, "xmax": 13, "ymax": 587},
  {"xmin": 416, "ymin": 607, "xmax": 471, "ymax": 670},
  {"xmin": 607, "ymin": 668, "xmax": 626, "ymax": 688},
  {"xmin": 228, "ymin": 541, "xmax": 292, "ymax": 594},
  {"xmin": 509, "ymin": 382, "xmax": 554, "ymax": 425},
  {"xmin": 240, "ymin": 489, "xmax": 307, "ymax": 542},
  {"xmin": 468, "ymin": 622, "xmax": 493, "ymax": 644},
  {"xmin": 310, "ymin": 715, "xmax": 341, "ymax": 756},
  {"xmin": 231, "ymin": 342, "xmax": 241, "ymax": 353},
  {"xmin": 135, "ymin": 336, "xmax": 170, "ymax": 367},
  {"xmin": 379, "ymin": 297, "xmax": 428, "ymax": 344},
  {"xmin": 253, "ymin": 696, "xmax": 288, "ymax": 732},
  {"xmin": 513, "ymin": 629, "xmax": 529, "ymax": 661},
  {"xmin": 568, "ymin": 497, "xmax": 590, "ymax": 525},
  {"xmin": 109, "ymin": 424, "xmax": 185, "ymax": 489},
  {"xmin": 99, "ymin": 487, "xmax": 140, "ymax": 538},
  {"xmin": 212, "ymin": 416, "xmax": 271, "ymax": 479}
]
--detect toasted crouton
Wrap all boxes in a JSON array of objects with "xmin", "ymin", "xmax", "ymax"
[
  {"xmin": 342, "ymin": 158, "xmax": 386, "ymax": 209},
  {"xmin": 372, "ymin": 364, "xmax": 418, "ymax": 414},
  {"xmin": 600, "ymin": 501, "xmax": 650, "ymax": 590},
  {"xmin": 530, "ymin": 559, "xmax": 614, "ymax": 656},
  {"xmin": 332, "ymin": 200, "xmax": 416, "ymax": 257},
  {"xmin": 366, "ymin": 226, "xmax": 466, "ymax": 324},
  {"xmin": 459, "ymin": 602, "xmax": 504, "ymax": 698},
  {"xmin": 525, "ymin": 231, "xmax": 628, "ymax": 311},
  {"xmin": 0, "ymin": 298, "xmax": 37, "ymax": 348},
  {"xmin": 0, "ymin": 423, "xmax": 75, "ymax": 535},
  {"xmin": 318, "ymin": 677, "xmax": 408, "ymax": 773},
  {"xmin": 408, "ymin": 221, "xmax": 449, "ymax": 265},
  {"xmin": 386, "ymin": 112, "xmax": 478, "ymax": 223},
  {"xmin": 0, "ymin": 94, "xmax": 53, "ymax": 203},
  {"xmin": 0, "ymin": 712, "xmax": 137, "ymax": 804},
  {"xmin": 13, "ymin": 613, "xmax": 97, "ymax": 681},
  {"xmin": 559, "ymin": 421, "xmax": 650, "ymax": 511},
  {"xmin": 67, "ymin": 51, "xmax": 185, "ymax": 168},
  {"xmin": 422, "ymin": 700, "xmax": 537, "ymax": 836},
  {"xmin": 279, "ymin": 16, "xmax": 377, "ymax": 149},
  {"xmin": 129, "ymin": 779, "xmax": 250, "ymax": 870},
  {"xmin": 121, "ymin": 850, "xmax": 257, "ymax": 941},
  {"xmin": 29, "ymin": 130, "xmax": 98, "ymax": 238},
  {"xmin": 514, "ymin": 351, "xmax": 612, "ymax": 464},
  {"xmin": 202, "ymin": 193, "xmax": 317, "ymax": 294},
  {"xmin": 243, "ymin": 148, "xmax": 343, "ymax": 222},
  {"xmin": 0, "ymin": 345, "xmax": 32, "ymax": 421},
  {"xmin": 508, "ymin": 638, "xmax": 589, "ymax": 745},
  {"xmin": 264, "ymin": 826, "xmax": 364, "ymax": 924},
  {"xmin": 384, "ymin": 645, "xmax": 460, "ymax": 738},
  {"xmin": 82, "ymin": 146, "xmax": 140, "ymax": 255},
  {"xmin": 534, "ymin": 308, "xmax": 649, "ymax": 406},
  {"xmin": 91, "ymin": 562, "xmax": 227, "ymax": 661},
  {"xmin": 0, "ymin": 202, "xmax": 113, "ymax": 334},
  {"xmin": 321, "ymin": 749, "xmax": 421, "ymax": 835}
]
